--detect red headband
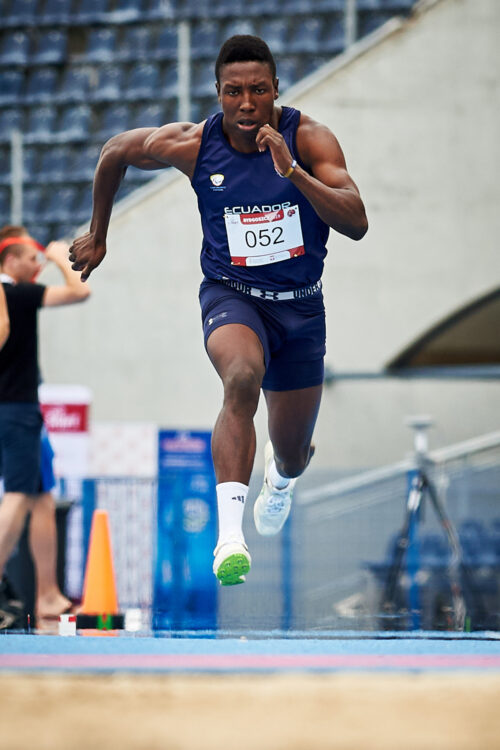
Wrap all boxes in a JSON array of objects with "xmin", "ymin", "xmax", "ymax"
[{"xmin": 0, "ymin": 236, "xmax": 45, "ymax": 256}]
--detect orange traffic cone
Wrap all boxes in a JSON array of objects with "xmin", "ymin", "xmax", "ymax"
[{"xmin": 77, "ymin": 509, "xmax": 124, "ymax": 630}]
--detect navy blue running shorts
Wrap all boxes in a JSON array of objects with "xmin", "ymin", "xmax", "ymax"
[
  {"xmin": 199, "ymin": 279, "xmax": 326, "ymax": 391},
  {"xmin": 0, "ymin": 403, "xmax": 44, "ymax": 494}
]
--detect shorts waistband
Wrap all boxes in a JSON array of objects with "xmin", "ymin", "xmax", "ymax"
[{"xmin": 220, "ymin": 278, "xmax": 322, "ymax": 301}]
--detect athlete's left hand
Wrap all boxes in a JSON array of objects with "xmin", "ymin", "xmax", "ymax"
[{"xmin": 256, "ymin": 124, "xmax": 295, "ymax": 177}]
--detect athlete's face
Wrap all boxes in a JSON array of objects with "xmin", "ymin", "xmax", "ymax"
[{"xmin": 217, "ymin": 61, "xmax": 279, "ymax": 150}]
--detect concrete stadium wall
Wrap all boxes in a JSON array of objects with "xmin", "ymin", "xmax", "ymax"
[{"xmin": 39, "ymin": 0, "xmax": 500, "ymax": 470}]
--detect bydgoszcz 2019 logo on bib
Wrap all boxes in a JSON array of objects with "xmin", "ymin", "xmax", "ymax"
[{"xmin": 224, "ymin": 205, "xmax": 305, "ymax": 266}]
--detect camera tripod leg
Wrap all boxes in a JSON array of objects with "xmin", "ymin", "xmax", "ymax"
[
  {"xmin": 424, "ymin": 473, "xmax": 487, "ymax": 629},
  {"xmin": 381, "ymin": 475, "xmax": 424, "ymax": 622}
]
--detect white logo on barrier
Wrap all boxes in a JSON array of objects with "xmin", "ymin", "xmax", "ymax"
[{"xmin": 183, "ymin": 498, "xmax": 210, "ymax": 533}]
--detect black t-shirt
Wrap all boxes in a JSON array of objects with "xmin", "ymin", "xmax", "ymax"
[{"xmin": 0, "ymin": 282, "xmax": 45, "ymax": 403}]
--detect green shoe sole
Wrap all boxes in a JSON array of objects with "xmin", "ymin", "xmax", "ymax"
[{"xmin": 216, "ymin": 553, "xmax": 250, "ymax": 586}]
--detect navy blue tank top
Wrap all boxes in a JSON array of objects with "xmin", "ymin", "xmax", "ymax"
[{"xmin": 191, "ymin": 107, "xmax": 329, "ymax": 292}]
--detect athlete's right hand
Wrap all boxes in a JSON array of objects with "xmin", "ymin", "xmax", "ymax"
[{"xmin": 68, "ymin": 232, "xmax": 106, "ymax": 282}]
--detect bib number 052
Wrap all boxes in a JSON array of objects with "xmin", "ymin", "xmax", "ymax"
[
  {"xmin": 225, "ymin": 205, "xmax": 305, "ymax": 267},
  {"xmin": 244, "ymin": 227, "xmax": 284, "ymax": 248}
]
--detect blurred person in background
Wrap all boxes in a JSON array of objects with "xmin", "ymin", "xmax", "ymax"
[
  {"xmin": 69, "ymin": 35, "xmax": 368, "ymax": 587},
  {"xmin": 0, "ymin": 284, "xmax": 9, "ymax": 349},
  {"xmin": 0, "ymin": 226, "xmax": 91, "ymax": 629}
]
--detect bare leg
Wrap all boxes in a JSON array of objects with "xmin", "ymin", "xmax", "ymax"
[
  {"xmin": 29, "ymin": 492, "xmax": 71, "ymax": 619},
  {"xmin": 0, "ymin": 492, "xmax": 34, "ymax": 577},
  {"xmin": 207, "ymin": 324, "xmax": 266, "ymax": 484},
  {"xmin": 263, "ymin": 384, "xmax": 323, "ymax": 478}
]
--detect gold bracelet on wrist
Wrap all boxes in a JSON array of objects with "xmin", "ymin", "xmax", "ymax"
[
  {"xmin": 276, "ymin": 159, "xmax": 297, "ymax": 179},
  {"xmin": 282, "ymin": 159, "xmax": 297, "ymax": 178}
]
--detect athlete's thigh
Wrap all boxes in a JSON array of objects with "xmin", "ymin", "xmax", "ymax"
[
  {"xmin": 263, "ymin": 384, "xmax": 323, "ymax": 457},
  {"xmin": 200, "ymin": 280, "xmax": 270, "ymax": 381},
  {"xmin": 207, "ymin": 323, "xmax": 266, "ymax": 381}
]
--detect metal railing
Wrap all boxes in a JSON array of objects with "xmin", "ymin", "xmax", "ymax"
[
  {"xmin": 61, "ymin": 429, "xmax": 500, "ymax": 632},
  {"xmin": 293, "ymin": 429, "xmax": 500, "ymax": 631}
]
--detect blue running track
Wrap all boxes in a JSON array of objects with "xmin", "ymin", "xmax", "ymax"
[{"xmin": 1, "ymin": 632, "xmax": 499, "ymax": 673}]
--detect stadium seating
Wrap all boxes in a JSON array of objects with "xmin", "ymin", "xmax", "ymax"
[
  {"xmin": 190, "ymin": 20, "xmax": 220, "ymax": 59},
  {"xmin": 90, "ymin": 65, "xmax": 125, "ymax": 102},
  {"xmin": 44, "ymin": 185, "xmax": 79, "ymax": 224},
  {"xmin": 0, "ymin": 109, "xmax": 24, "ymax": 143},
  {"xmin": 289, "ymin": 17, "xmax": 323, "ymax": 54},
  {"xmin": 118, "ymin": 25, "xmax": 155, "ymax": 62},
  {"xmin": 161, "ymin": 63, "xmax": 180, "ymax": 99},
  {"xmin": 84, "ymin": 28, "xmax": 118, "ymax": 63},
  {"xmin": 153, "ymin": 25, "xmax": 178, "ymax": 60},
  {"xmin": 25, "ymin": 106, "xmax": 57, "ymax": 143},
  {"xmin": 38, "ymin": 145, "xmax": 73, "ymax": 183},
  {"xmin": 0, "ymin": 189, "xmax": 10, "ymax": 218},
  {"xmin": 0, "ymin": 31, "xmax": 31, "ymax": 66},
  {"xmin": 73, "ymin": 188, "xmax": 94, "ymax": 223},
  {"xmin": 144, "ymin": 0, "xmax": 177, "ymax": 21},
  {"xmin": 3, "ymin": 0, "xmax": 40, "ymax": 28},
  {"xmin": 57, "ymin": 66, "xmax": 94, "ymax": 103},
  {"xmin": 125, "ymin": 63, "xmax": 161, "ymax": 101},
  {"xmin": 131, "ymin": 102, "xmax": 172, "ymax": 129},
  {"xmin": 39, "ymin": 0, "xmax": 72, "ymax": 26},
  {"xmin": 0, "ymin": 70, "xmax": 24, "ymax": 106},
  {"xmin": 261, "ymin": 19, "xmax": 289, "ymax": 56},
  {"xmin": 30, "ymin": 29, "xmax": 68, "ymax": 65},
  {"xmin": 96, "ymin": 104, "xmax": 131, "ymax": 141},
  {"xmin": 0, "ymin": 0, "xmax": 418, "ymax": 241},
  {"xmin": 246, "ymin": 0, "xmax": 281, "ymax": 16},
  {"xmin": 73, "ymin": 0, "xmax": 111, "ymax": 25},
  {"xmin": 71, "ymin": 144, "xmax": 102, "ymax": 181},
  {"xmin": 222, "ymin": 18, "xmax": 257, "ymax": 40},
  {"xmin": 275, "ymin": 58, "xmax": 300, "ymax": 92},
  {"xmin": 0, "ymin": 149, "xmax": 11, "ymax": 185},
  {"xmin": 108, "ymin": 0, "xmax": 145, "ymax": 24},
  {"xmin": 25, "ymin": 67, "xmax": 59, "ymax": 103},
  {"xmin": 191, "ymin": 64, "xmax": 218, "ymax": 99},
  {"xmin": 57, "ymin": 105, "xmax": 92, "ymax": 142},
  {"xmin": 22, "ymin": 185, "xmax": 46, "ymax": 224}
]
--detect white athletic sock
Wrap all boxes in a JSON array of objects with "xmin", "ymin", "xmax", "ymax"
[
  {"xmin": 268, "ymin": 459, "xmax": 290, "ymax": 489},
  {"xmin": 216, "ymin": 482, "xmax": 248, "ymax": 547}
]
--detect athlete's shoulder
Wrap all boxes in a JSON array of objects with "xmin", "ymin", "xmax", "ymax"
[
  {"xmin": 297, "ymin": 112, "xmax": 337, "ymax": 140},
  {"xmin": 296, "ymin": 113, "xmax": 344, "ymax": 165},
  {"xmin": 145, "ymin": 120, "xmax": 206, "ymax": 176},
  {"xmin": 156, "ymin": 119, "xmax": 206, "ymax": 145}
]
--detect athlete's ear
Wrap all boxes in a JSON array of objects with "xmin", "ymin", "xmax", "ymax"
[
  {"xmin": 216, "ymin": 81, "xmax": 221, "ymax": 100},
  {"xmin": 274, "ymin": 78, "xmax": 279, "ymax": 99}
]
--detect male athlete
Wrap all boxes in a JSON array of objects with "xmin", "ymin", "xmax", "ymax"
[{"xmin": 69, "ymin": 35, "xmax": 368, "ymax": 586}]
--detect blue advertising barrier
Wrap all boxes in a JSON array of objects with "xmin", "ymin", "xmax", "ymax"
[{"xmin": 153, "ymin": 430, "xmax": 217, "ymax": 630}]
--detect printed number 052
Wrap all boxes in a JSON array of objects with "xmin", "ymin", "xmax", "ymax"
[{"xmin": 245, "ymin": 227, "xmax": 284, "ymax": 248}]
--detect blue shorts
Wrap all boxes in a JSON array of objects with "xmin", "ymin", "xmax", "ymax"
[
  {"xmin": 0, "ymin": 403, "xmax": 44, "ymax": 494},
  {"xmin": 199, "ymin": 279, "xmax": 326, "ymax": 391}
]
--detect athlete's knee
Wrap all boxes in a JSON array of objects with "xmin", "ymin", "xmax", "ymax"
[
  {"xmin": 222, "ymin": 363, "xmax": 262, "ymax": 413},
  {"xmin": 275, "ymin": 442, "xmax": 313, "ymax": 479}
]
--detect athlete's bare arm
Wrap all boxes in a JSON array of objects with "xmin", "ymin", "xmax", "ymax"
[
  {"xmin": 255, "ymin": 114, "xmax": 368, "ymax": 240},
  {"xmin": 0, "ymin": 283, "xmax": 9, "ymax": 349},
  {"xmin": 69, "ymin": 122, "xmax": 204, "ymax": 281}
]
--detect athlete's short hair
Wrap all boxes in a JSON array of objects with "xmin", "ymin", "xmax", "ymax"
[{"xmin": 215, "ymin": 35, "xmax": 277, "ymax": 83}]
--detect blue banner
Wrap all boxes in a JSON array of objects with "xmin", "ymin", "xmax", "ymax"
[{"xmin": 154, "ymin": 430, "xmax": 217, "ymax": 630}]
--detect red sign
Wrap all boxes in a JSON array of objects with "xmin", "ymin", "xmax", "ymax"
[{"xmin": 40, "ymin": 403, "xmax": 88, "ymax": 433}]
